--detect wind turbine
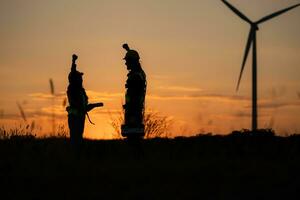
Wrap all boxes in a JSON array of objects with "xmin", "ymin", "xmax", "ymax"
[{"xmin": 221, "ymin": 0, "xmax": 300, "ymax": 131}]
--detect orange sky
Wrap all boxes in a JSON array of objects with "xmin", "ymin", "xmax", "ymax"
[{"xmin": 1, "ymin": 0, "xmax": 300, "ymax": 139}]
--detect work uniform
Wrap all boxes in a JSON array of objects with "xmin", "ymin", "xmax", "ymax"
[
  {"xmin": 67, "ymin": 69, "xmax": 88, "ymax": 146},
  {"xmin": 124, "ymin": 68, "xmax": 146, "ymax": 126}
]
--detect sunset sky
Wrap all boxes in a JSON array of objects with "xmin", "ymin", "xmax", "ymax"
[{"xmin": 0, "ymin": 0, "xmax": 300, "ymax": 139}]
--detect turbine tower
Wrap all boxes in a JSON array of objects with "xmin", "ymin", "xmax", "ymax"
[{"xmin": 221, "ymin": 0, "xmax": 300, "ymax": 131}]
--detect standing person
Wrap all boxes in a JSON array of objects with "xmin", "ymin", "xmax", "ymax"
[
  {"xmin": 66, "ymin": 54, "xmax": 103, "ymax": 149},
  {"xmin": 121, "ymin": 44, "xmax": 147, "ymax": 138}
]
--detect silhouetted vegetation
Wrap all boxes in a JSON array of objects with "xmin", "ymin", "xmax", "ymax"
[
  {"xmin": 229, "ymin": 128, "xmax": 275, "ymax": 137},
  {"xmin": 1, "ymin": 127, "xmax": 300, "ymax": 199},
  {"xmin": 110, "ymin": 109, "xmax": 173, "ymax": 139},
  {"xmin": 49, "ymin": 78, "xmax": 56, "ymax": 135}
]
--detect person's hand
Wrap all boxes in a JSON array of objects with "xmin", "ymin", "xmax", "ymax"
[
  {"xmin": 86, "ymin": 103, "xmax": 104, "ymax": 112},
  {"xmin": 72, "ymin": 54, "xmax": 78, "ymax": 62},
  {"xmin": 95, "ymin": 102, "xmax": 104, "ymax": 107}
]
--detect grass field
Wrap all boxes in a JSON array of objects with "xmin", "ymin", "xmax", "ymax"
[{"xmin": 1, "ymin": 130, "xmax": 300, "ymax": 200}]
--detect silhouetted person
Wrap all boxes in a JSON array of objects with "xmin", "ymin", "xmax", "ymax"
[
  {"xmin": 121, "ymin": 44, "xmax": 147, "ymax": 138},
  {"xmin": 66, "ymin": 54, "xmax": 103, "ymax": 151}
]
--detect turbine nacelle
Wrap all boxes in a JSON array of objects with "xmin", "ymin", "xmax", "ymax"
[{"xmin": 251, "ymin": 24, "xmax": 259, "ymax": 31}]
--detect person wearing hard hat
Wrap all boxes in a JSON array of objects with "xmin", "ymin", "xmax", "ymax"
[
  {"xmin": 121, "ymin": 43, "xmax": 147, "ymax": 138},
  {"xmin": 66, "ymin": 54, "xmax": 103, "ymax": 151}
]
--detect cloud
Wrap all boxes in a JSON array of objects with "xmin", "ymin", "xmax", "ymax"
[
  {"xmin": 157, "ymin": 86, "xmax": 203, "ymax": 92},
  {"xmin": 297, "ymin": 92, "xmax": 300, "ymax": 99},
  {"xmin": 1, "ymin": 105, "xmax": 116, "ymax": 122},
  {"xmin": 152, "ymin": 75, "xmax": 170, "ymax": 80},
  {"xmin": 268, "ymin": 86, "xmax": 287, "ymax": 99},
  {"xmin": 86, "ymin": 90, "xmax": 123, "ymax": 101},
  {"xmin": 207, "ymin": 119, "xmax": 213, "ymax": 126},
  {"xmin": 0, "ymin": 109, "xmax": 4, "ymax": 119},
  {"xmin": 148, "ymin": 93, "xmax": 250, "ymax": 102},
  {"xmin": 0, "ymin": 113, "xmax": 20, "ymax": 120},
  {"xmin": 22, "ymin": 90, "xmax": 124, "ymax": 121},
  {"xmin": 94, "ymin": 109, "xmax": 122, "ymax": 115},
  {"xmin": 213, "ymin": 110, "xmax": 270, "ymax": 121},
  {"xmin": 29, "ymin": 91, "xmax": 123, "ymax": 102},
  {"xmin": 1, "ymin": 110, "xmax": 66, "ymax": 121},
  {"xmin": 29, "ymin": 92, "xmax": 66, "ymax": 101},
  {"xmin": 29, "ymin": 90, "xmax": 250, "ymax": 104},
  {"xmin": 233, "ymin": 111, "xmax": 251, "ymax": 118},
  {"xmin": 245, "ymin": 101, "xmax": 300, "ymax": 109},
  {"xmin": 260, "ymin": 101, "xmax": 300, "ymax": 109}
]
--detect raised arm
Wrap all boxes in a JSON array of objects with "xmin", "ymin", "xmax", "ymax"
[{"xmin": 71, "ymin": 54, "xmax": 78, "ymax": 72}]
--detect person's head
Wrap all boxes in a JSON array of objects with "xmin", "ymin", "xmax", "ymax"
[
  {"xmin": 68, "ymin": 71, "xmax": 83, "ymax": 87},
  {"xmin": 122, "ymin": 43, "xmax": 130, "ymax": 51},
  {"xmin": 122, "ymin": 43, "xmax": 140, "ymax": 71}
]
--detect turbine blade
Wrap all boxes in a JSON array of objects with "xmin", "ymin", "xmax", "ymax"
[
  {"xmin": 257, "ymin": 3, "xmax": 300, "ymax": 24},
  {"xmin": 236, "ymin": 28, "xmax": 254, "ymax": 91},
  {"xmin": 221, "ymin": 0, "xmax": 252, "ymax": 24}
]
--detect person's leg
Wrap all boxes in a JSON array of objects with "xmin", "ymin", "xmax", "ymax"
[
  {"xmin": 131, "ymin": 108, "xmax": 143, "ymax": 126},
  {"xmin": 68, "ymin": 115, "xmax": 76, "ymax": 145},
  {"xmin": 137, "ymin": 108, "xmax": 144, "ymax": 125},
  {"xmin": 125, "ymin": 106, "xmax": 135, "ymax": 126},
  {"xmin": 78, "ymin": 115, "xmax": 85, "ymax": 142},
  {"xmin": 68, "ymin": 115, "xmax": 83, "ymax": 153}
]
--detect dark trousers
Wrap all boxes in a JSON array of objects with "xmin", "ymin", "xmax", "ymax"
[
  {"xmin": 124, "ymin": 106, "xmax": 143, "ymax": 126},
  {"xmin": 68, "ymin": 114, "xmax": 85, "ymax": 148}
]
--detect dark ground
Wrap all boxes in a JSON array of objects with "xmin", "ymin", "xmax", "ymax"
[{"xmin": 1, "ymin": 133, "xmax": 300, "ymax": 200}]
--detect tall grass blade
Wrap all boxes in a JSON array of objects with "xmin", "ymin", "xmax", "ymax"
[
  {"xmin": 49, "ymin": 78, "xmax": 55, "ymax": 95},
  {"xmin": 16, "ymin": 102, "xmax": 27, "ymax": 122}
]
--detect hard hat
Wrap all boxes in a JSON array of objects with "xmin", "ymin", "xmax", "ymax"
[
  {"xmin": 124, "ymin": 50, "xmax": 140, "ymax": 61},
  {"xmin": 122, "ymin": 43, "xmax": 140, "ymax": 61}
]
